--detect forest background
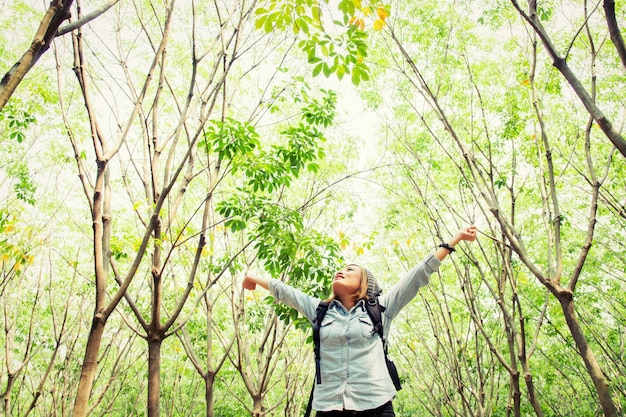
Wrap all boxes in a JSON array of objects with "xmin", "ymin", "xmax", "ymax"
[{"xmin": 1, "ymin": 0, "xmax": 625, "ymax": 416}]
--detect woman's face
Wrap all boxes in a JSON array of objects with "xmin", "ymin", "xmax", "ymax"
[{"xmin": 332, "ymin": 264, "xmax": 363, "ymax": 300}]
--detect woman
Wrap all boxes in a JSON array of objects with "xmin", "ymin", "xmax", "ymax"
[{"xmin": 243, "ymin": 226, "xmax": 477, "ymax": 416}]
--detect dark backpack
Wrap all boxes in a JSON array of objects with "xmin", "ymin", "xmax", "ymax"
[{"xmin": 304, "ymin": 298, "xmax": 402, "ymax": 417}]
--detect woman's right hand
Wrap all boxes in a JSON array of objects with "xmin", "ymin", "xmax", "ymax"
[
  {"xmin": 457, "ymin": 225, "xmax": 477, "ymax": 242},
  {"xmin": 242, "ymin": 276, "xmax": 257, "ymax": 291}
]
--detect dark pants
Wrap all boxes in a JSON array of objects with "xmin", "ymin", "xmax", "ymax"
[{"xmin": 316, "ymin": 401, "xmax": 394, "ymax": 417}]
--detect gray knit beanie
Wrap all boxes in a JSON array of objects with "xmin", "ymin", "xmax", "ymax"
[{"xmin": 365, "ymin": 268, "xmax": 382, "ymax": 299}]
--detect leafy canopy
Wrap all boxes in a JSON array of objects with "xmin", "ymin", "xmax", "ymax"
[{"xmin": 255, "ymin": 0, "xmax": 390, "ymax": 85}]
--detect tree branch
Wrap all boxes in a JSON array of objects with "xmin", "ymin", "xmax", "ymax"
[
  {"xmin": 0, "ymin": 0, "xmax": 72, "ymax": 111},
  {"xmin": 57, "ymin": 0, "xmax": 120, "ymax": 37},
  {"xmin": 510, "ymin": 0, "xmax": 626, "ymax": 159},
  {"xmin": 603, "ymin": 0, "xmax": 626, "ymax": 70}
]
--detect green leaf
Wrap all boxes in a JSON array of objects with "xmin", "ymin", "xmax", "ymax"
[
  {"xmin": 312, "ymin": 62, "xmax": 324, "ymax": 77},
  {"xmin": 255, "ymin": 15, "xmax": 267, "ymax": 30},
  {"xmin": 351, "ymin": 67, "xmax": 361, "ymax": 85},
  {"xmin": 264, "ymin": 16, "xmax": 274, "ymax": 32},
  {"xmin": 322, "ymin": 62, "xmax": 331, "ymax": 77}
]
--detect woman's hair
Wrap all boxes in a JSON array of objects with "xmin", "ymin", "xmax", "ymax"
[{"xmin": 324, "ymin": 264, "xmax": 370, "ymax": 303}]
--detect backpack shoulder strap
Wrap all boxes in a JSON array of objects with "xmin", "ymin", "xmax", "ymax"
[
  {"xmin": 365, "ymin": 297, "xmax": 403, "ymax": 391},
  {"xmin": 312, "ymin": 301, "xmax": 329, "ymax": 384},
  {"xmin": 365, "ymin": 297, "xmax": 387, "ymax": 349},
  {"xmin": 305, "ymin": 301, "xmax": 330, "ymax": 417}
]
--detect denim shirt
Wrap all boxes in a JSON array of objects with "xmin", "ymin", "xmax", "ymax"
[{"xmin": 269, "ymin": 253, "xmax": 441, "ymax": 412}]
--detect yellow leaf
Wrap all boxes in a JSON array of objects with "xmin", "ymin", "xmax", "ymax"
[
  {"xmin": 373, "ymin": 19, "xmax": 385, "ymax": 30},
  {"xmin": 352, "ymin": 0, "xmax": 362, "ymax": 8},
  {"xmin": 312, "ymin": 6, "xmax": 321, "ymax": 24},
  {"xmin": 349, "ymin": 15, "xmax": 358, "ymax": 25},
  {"xmin": 363, "ymin": 7, "xmax": 372, "ymax": 17},
  {"xmin": 356, "ymin": 246, "xmax": 364, "ymax": 256},
  {"xmin": 519, "ymin": 271, "xmax": 527, "ymax": 284},
  {"xmin": 377, "ymin": 7, "xmax": 389, "ymax": 20},
  {"xmin": 5, "ymin": 224, "xmax": 14, "ymax": 233}
]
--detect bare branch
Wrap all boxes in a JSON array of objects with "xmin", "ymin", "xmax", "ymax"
[
  {"xmin": 603, "ymin": 0, "xmax": 626, "ymax": 69},
  {"xmin": 0, "ymin": 0, "xmax": 72, "ymax": 111},
  {"xmin": 509, "ymin": 0, "xmax": 626, "ymax": 159},
  {"xmin": 57, "ymin": 0, "xmax": 120, "ymax": 37}
]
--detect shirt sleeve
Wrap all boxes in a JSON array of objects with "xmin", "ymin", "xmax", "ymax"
[
  {"xmin": 269, "ymin": 279, "xmax": 321, "ymax": 322},
  {"xmin": 380, "ymin": 253, "xmax": 441, "ymax": 320}
]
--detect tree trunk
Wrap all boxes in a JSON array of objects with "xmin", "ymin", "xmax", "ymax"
[
  {"xmin": 205, "ymin": 372, "xmax": 215, "ymax": 417},
  {"xmin": 521, "ymin": 370, "xmax": 543, "ymax": 417},
  {"xmin": 73, "ymin": 154, "xmax": 110, "ymax": 417},
  {"xmin": 72, "ymin": 316, "xmax": 106, "ymax": 417},
  {"xmin": 2, "ymin": 374, "xmax": 14, "ymax": 417},
  {"xmin": 558, "ymin": 293, "xmax": 618, "ymax": 417},
  {"xmin": 508, "ymin": 370, "xmax": 521, "ymax": 417},
  {"xmin": 515, "ymin": 296, "xmax": 544, "ymax": 417},
  {"xmin": 148, "ymin": 337, "xmax": 162, "ymax": 417},
  {"xmin": 252, "ymin": 395, "xmax": 264, "ymax": 417}
]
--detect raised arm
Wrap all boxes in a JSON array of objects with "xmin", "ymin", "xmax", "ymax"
[
  {"xmin": 242, "ymin": 275, "xmax": 270, "ymax": 291},
  {"xmin": 381, "ymin": 225, "xmax": 478, "ymax": 319},
  {"xmin": 434, "ymin": 225, "xmax": 477, "ymax": 261},
  {"xmin": 242, "ymin": 274, "xmax": 319, "ymax": 321}
]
